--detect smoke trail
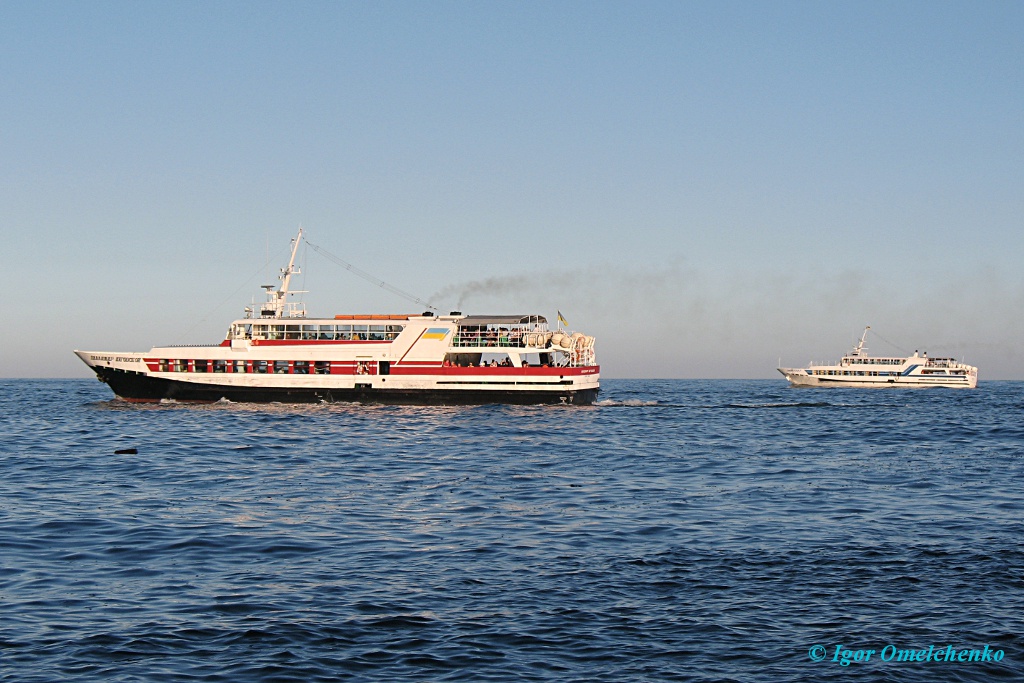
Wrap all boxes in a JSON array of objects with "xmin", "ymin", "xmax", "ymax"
[{"xmin": 430, "ymin": 261, "xmax": 700, "ymax": 310}]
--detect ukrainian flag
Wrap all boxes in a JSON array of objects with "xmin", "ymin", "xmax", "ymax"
[
  {"xmin": 422, "ymin": 327, "xmax": 449, "ymax": 340},
  {"xmin": 557, "ymin": 311, "xmax": 568, "ymax": 327}
]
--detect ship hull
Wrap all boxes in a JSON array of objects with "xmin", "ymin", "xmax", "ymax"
[
  {"xmin": 778, "ymin": 369, "xmax": 976, "ymax": 389},
  {"xmin": 93, "ymin": 365, "xmax": 599, "ymax": 405}
]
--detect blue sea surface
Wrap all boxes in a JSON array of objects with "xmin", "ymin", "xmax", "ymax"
[{"xmin": 1, "ymin": 379, "xmax": 1021, "ymax": 681}]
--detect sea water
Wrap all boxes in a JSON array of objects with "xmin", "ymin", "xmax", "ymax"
[{"xmin": 1, "ymin": 379, "xmax": 1021, "ymax": 681}]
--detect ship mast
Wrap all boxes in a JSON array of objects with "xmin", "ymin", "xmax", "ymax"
[
  {"xmin": 260, "ymin": 229, "xmax": 306, "ymax": 318},
  {"xmin": 852, "ymin": 326, "xmax": 870, "ymax": 356}
]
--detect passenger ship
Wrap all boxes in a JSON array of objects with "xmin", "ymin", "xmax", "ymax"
[
  {"xmin": 75, "ymin": 231, "xmax": 599, "ymax": 404},
  {"xmin": 778, "ymin": 327, "xmax": 978, "ymax": 388}
]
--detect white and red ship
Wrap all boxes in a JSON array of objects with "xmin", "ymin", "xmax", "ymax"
[{"xmin": 76, "ymin": 231, "xmax": 599, "ymax": 404}]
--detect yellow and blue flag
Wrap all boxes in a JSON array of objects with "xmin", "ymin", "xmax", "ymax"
[
  {"xmin": 557, "ymin": 311, "xmax": 568, "ymax": 328},
  {"xmin": 422, "ymin": 328, "xmax": 449, "ymax": 341}
]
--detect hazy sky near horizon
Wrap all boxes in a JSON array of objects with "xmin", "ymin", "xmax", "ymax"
[{"xmin": 3, "ymin": 1, "xmax": 1022, "ymax": 379}]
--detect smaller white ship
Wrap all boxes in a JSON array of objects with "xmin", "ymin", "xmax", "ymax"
[{"xmin": 778, "ymin": 327, "xmax": 978, "ymax": 388}]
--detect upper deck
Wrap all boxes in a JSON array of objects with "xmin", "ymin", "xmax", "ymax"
[{"xmin": 219, "ymin": 312, "xmax": 597, "ymax": 368}]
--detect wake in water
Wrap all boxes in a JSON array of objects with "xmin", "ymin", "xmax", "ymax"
[
  {"xmin": 594, "ymin": 398, "xmax": 659, "ymax": 407},
  {"xmin": 726, "ymin": 401, "xmax": 833, "ymax": 409}
]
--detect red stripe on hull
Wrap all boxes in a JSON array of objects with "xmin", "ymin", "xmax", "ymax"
[
  {"xmin": 251, "ymin": 340, "xmax": 392, "ymax": 346},
  {"xmin": 389, "ymin": 365, "xmax": 599, "ymax": 377}
]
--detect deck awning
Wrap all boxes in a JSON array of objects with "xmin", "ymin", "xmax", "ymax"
[{"xmin": 457, "ymin": 314, "xmax": 547, "ymax": 326}]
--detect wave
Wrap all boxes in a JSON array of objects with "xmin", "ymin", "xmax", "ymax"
[{"xmin": 725, "ymin": 401, "xmax": 833, "ymax": 409}]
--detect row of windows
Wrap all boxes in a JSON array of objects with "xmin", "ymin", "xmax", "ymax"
[
  {"xmin": 814, "ymin": 369, "xmax": 965, "ymax": 377},
  {"xmin": 232, "ymin": 323, "xmax": 405, "ymax": 341},
  {"xmin": 454, "ymin": 328, "xmax": 530, "ymax": 348},
  {"xmin": 844, "ymin": 358, "xmax": 902, "ymax": 365},
  {"xmin": 813, "ymin": 370, "xmax": 897, "ymax": 377},
  {"xmin": 158, "ymin": 359, "xmax": 335, "ymax": 374}
]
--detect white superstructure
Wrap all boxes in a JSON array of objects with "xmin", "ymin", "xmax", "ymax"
[{"xmin": 778, "ymin": 327, "xmax": 977, "ymax": 388}]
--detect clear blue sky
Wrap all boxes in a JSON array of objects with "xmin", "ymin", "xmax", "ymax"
[{"xmin": 3, "ymin": 1, "xmax": 1022, "ymax": 378}]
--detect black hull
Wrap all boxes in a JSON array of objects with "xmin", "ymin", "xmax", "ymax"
[{"xmin": 92, "ymin": 367, "xmax": 599, "ymax": 406}]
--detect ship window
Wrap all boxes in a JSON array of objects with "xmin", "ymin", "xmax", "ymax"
[
  {"xmin": 252, "ymin": 324, "xmax": 267, "ymax": 340},
  {"xmin": 234, "ymin": 360, "xmax": 247, "ymax": 373},
  {"xmin": 314, "ymin": 361, "xmax": 331, "ymax": 374},
  {"xmin": 386, "ymin": 325, "xmax": 404, "ymax": 339},
  {"xmin": 352, "ymin": 324, "xmax": 369, "ymax": 340},
  {"xmin": 254, "ymin": 360, "xmax": 268, "ymax": 373},
  {"xmin": 336, "ymin": 324, "xmax": 352, "ymax": 340},
  {"xmin": 213, "ymin": 360, "xmax": 227, "ymax": 373},
  {"xmin": 369, "ymin": 325, "xmax": 386, "ymax": 341},
  {"xmin": 318, "ymin": 324, "xmax": 336, "ymax": 340},
  {"xmin": 158, "ymin": 359, "xmax": 169, "ymax": 372},
  {"xmin": 194, "ymin": 360, "xmax": 209, "ymax": 373},
  {"xmin": 302, "ymin": 325, "xmax": 318, "ymax": 340},
  {"xmin": 294, "ymin": 360, "xmax": 309, "ymax": 374},
  {"xmin": 285, "ymin": 325, "xmax": 301, "ymax": 340},
  {"xmin": 174, "ymin": 360, "xmax": 187, "ymax": 372},
  {"xmin": 274, "ymin": 360, "xmax": 289, "ymax": 374},
  {"xmin": 268, "ymin": 325, "xmax": 284, "ymax": 340}
]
